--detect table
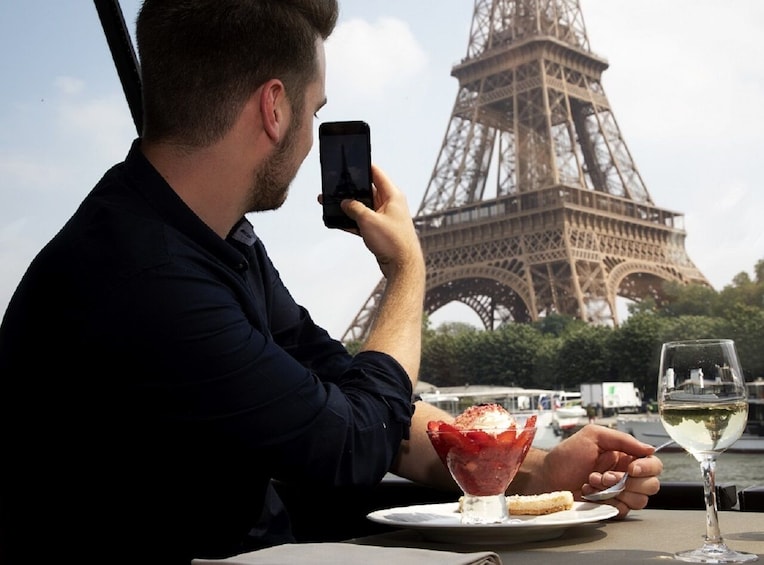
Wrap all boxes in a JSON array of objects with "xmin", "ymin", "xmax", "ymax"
[{"xmin": 350, "ymin": 509, "xmax": 764, "ymax": 564}]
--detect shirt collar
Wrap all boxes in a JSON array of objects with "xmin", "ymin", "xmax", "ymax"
[{"xmin": 122, "ymin": 138, "xmax": 251, "ymax": 272}]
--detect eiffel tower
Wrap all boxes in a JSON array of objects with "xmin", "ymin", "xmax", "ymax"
[{"xmin": 342, "ymin": 0, "xmax": 708, "ymax": 342}]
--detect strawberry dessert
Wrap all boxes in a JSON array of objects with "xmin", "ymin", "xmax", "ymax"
[{"xmin": 427, "ymin": 404, "xmax": 537, "ymax": 498}]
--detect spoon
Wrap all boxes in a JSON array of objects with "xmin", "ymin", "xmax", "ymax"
[{"xmin": 582, "ymin": 439, "xmax": 675, "ymax": 502}]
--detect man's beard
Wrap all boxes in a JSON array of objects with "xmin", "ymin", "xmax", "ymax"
[{"xmin": 248, "ymin": 117, "xmax": 300, "ymax": 213}]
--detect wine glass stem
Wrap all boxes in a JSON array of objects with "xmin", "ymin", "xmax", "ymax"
[{"xmin": 700, "ymin": 455, "xmax": 723, "ymax": 545}]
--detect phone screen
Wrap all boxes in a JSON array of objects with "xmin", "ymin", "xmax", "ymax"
[{"xmin": 319, "ymin": 121, "xmax": 373, "ymax": 230}]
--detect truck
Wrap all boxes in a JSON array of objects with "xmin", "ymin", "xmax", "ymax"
[{"xmin": 580, "ymin": 382, "xmax": 642, "ymax": 416}]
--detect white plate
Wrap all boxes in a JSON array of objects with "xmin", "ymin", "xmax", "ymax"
[{"xmin": 366, "ymin": 501, "xmax": 618, "ymax": 544}]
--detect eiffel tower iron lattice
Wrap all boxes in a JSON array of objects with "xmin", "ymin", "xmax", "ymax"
[{"xmin": 342, "ymin": 0, "xmax": 708, "ymax": 343}]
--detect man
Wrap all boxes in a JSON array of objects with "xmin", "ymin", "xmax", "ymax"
[{"xmin": 0, "ymin": 1, "xmax": 661, "ymax": 563}]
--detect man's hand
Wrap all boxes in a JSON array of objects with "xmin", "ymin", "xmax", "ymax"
[
  {"xmin": 341, "ymin": 164, "xmax": 423, "ymax": 280},
  {"xmin": 514, "ymin": 424, "xmax": 663, "ymax": 518}
]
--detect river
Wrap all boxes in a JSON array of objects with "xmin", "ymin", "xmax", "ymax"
[{"xmin": 658, "ymin": 450, "xmax": 763, "ymax": 492}]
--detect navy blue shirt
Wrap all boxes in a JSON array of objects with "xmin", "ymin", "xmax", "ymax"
[{"xmin": 0, "ymin": 140, "xmax": 414, "ymax": 564}]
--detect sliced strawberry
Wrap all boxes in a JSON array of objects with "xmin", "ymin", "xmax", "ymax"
[
  {"xmin": 517, "ymin": 414, "xmax": 538, "ymax": 443},
  {"xmin": 426, "ymin": 421, "xmax": 469, "ymax": 461},
  {"xmin": 463, "ymin": 429, "xmax": 494, "ymax": 448},
  {"xmin": 496, "ymin": 429, "xmax": 517, "ymax": 443}
]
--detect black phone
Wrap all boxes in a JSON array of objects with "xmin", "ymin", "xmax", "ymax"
[{"xmin": 319, "ymin": 120, "xmax": 373, "ymax": 230}]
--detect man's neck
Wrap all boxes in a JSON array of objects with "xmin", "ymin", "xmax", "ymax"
[{"xmin": 140, "ymin": 138, "xmax": 251, "ymax": 239}]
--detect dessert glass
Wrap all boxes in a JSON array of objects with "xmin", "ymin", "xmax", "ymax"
[{"xmin": 427, "ymin": 414, "xmax": 537, "ymax": 524}]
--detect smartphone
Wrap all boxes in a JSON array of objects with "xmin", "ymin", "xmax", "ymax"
[{"xmin": 319, "ymin": 120, "xmax": 373, "ymax": 230}]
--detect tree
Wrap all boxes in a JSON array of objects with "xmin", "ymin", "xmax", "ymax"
[
  {"xmin": 532, "ymin": 337, "xmax": 564, "ymax": 390},
  {"xmin": 608, "ymin": 312, "xmax": 663, "ymax": 400},
  {"xmin": 720, "ymin": 305, "xmax": 764, "ymax": 379},
  {"xmin": 420, "ymin": 323, "xmax": 476, "ymax": 386},
  {"xmin": 717, "ymin": 268, "xmax": 764, "ymax": 315},
  {"xmin": 552, "ymin": 325, "xmax": 613, "ymax": 390},
  {"xmin": 657, "ymin": 315, "xmax": 728, "ymax": 343},
  {"xmin": 659, "ymin": 281, "xmax": 718, "ymax": 317},
  {"xmin": 532, "ymin": 313, "xmax": 580, "ymax": 337},
  {"xmin": 487, "ymin": 324, "xmax": 545, "ymax": 388}
]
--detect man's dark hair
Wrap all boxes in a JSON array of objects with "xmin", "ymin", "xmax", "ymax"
[{"xmin": 136, "ymin": 0, "xmax": 338, "ymax": 146}]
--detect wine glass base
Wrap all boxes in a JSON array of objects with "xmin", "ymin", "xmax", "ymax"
[{"xmin": 674, "ymin": 543, "xmax": 759, "ymax": 563}]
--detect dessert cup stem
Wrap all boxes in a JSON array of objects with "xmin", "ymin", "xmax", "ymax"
[{"xmin": 460, "ymin": 493, "xmax": 509, "ymax": 524}]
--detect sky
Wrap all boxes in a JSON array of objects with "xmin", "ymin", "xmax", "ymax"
[{"xmin": 1, "ymin": 1, "xmax": 763, "ymax": 340}]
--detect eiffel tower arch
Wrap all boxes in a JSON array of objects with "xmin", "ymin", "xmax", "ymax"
[{"xmin": 342, "ymin": 0, "xmax": 708, "ymax": 342}]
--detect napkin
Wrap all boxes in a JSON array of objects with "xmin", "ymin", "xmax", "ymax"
[{"xmin": 192, "ymin": 542, "xmax": 502, "ymax": 565}]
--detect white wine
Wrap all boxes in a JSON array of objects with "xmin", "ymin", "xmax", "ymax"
[{"xmin": 660, "ymin": 401, "xmax": 748, "ymax": 456}]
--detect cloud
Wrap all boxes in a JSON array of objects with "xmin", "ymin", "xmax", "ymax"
[
  {"xmin": 717, "ymin": 183, "xmax": 746, "ymax": 211},
  {"xmin": 55, "ymin": 86, "xmax": 136, "ymax": 163},
  {"xmin": 0, "ymin": 153, "xmax": 65, "ymax": 193},
  {"xmin": 326, "ymin": 17, "xmax": 428, "ymax": 100},
  {"xmin": 583, "ymin": 0, "xmax": 764, "ymax": 143},
  {"xmin": 1, "ymin": 79, "xmax": 134, "ymax": 203},
  {"xmin": 55, "ymin": 76, "xmax": 85, "ymax": 96}
]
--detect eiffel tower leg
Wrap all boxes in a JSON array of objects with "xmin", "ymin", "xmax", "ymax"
[
  {"xmin": 574, "ymin": 259, "xmax": 616, "ymax": 325},
  {"xmin": 341, "ymin": 278, "xmax": 386, "ymax": 343},
  {"xmin": 571, "ymin": 260, "xmax": 588, "ymax": 321}
]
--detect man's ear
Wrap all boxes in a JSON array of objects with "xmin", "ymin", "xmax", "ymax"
[{"xmin": 260, "ymin": 79, "xmax": 288, "ymax": 144}]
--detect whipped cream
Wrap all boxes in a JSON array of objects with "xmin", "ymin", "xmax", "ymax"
[{"xmin": 454, "ymin": 403, "xmax": 515, "ymax": 432}]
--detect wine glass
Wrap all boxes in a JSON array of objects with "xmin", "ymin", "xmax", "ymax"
[{"xmin": 658, "ymin": 339, "xmax": 757, "ymax": 563}]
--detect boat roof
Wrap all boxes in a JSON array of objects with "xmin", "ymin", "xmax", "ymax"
[{"xmin": 419, "ymin": 385, "xmax": 578, "ymax": 401}]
